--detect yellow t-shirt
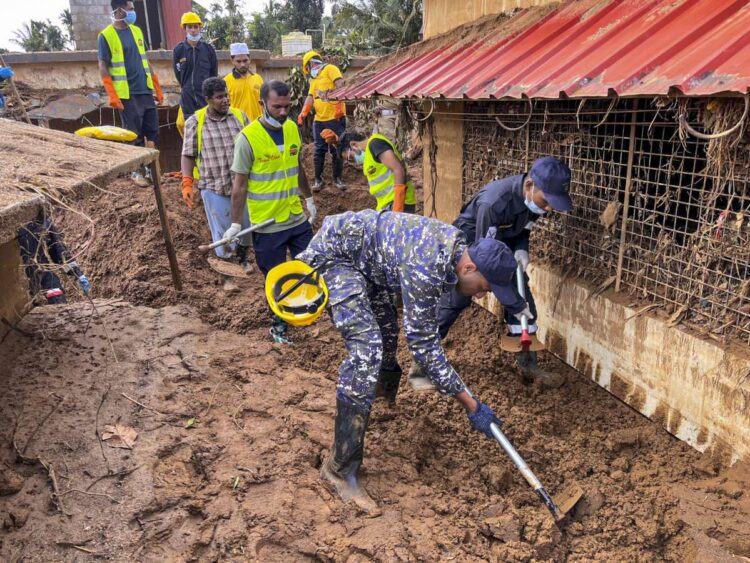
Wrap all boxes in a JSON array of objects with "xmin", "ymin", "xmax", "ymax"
[
  {"xmin": 308, "ymin": 64, "xmax": 343, "ymax": 122},
  {"xmin": 224, "ymin": 71, "xmax": 264, "ymax": 122}
]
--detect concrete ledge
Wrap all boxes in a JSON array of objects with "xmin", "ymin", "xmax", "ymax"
[{"xmin": 525, "ymin": 264, "xmax": 750, "ymax": 465}]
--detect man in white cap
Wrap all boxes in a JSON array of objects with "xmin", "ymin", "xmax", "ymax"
[{"xmin": 224, "ymin": 42, "xmax": 264, "ymax": 122}]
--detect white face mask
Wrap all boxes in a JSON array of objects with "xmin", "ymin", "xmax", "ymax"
[
  {"xmin": 310, "ymin": 64, "xmax": 322, "ymax": 78},
  {"xmin": 525, "ymin": 186, "xmax": 547, "ymax": 215},
  {"xmin": 262, "ymin": 106, "xmax": 285, "ymax": 128},
  {"xmin": 187, "ymin": 32, "xmax": 202, "ymax": 42}
]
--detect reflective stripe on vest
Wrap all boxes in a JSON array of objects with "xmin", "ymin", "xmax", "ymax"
[
  {"xmin": 193, "ymin": 107, "xmax": 246, "ymax": 180},
  {"xmin": 99, "ymin": 24, "xmax": 154, "ymax": 99},
  {"xmin": 363, "ymin": 134, "xmax": 417, "ymax": 210},
  {"xmin": 241, "ymin": 119, "xmax": 303, "ymax": 224}
]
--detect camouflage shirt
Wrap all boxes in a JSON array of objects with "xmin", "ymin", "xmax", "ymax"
[{"xmin": 298, "ymin": 209, "xmax": 468, "ymax": 396}]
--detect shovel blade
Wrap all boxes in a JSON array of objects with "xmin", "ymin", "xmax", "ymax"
[{"xmin": 553, "ymin": 481, "xmax": 585, "ymax": 518}]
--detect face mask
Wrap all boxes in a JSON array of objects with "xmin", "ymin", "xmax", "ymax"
[
  {"xmin": 263, "ymin": 107, "xmax": 285, "ymax": 128},
  {"xmin": 124, "ymin": 10, "xmax": 137, "ymax": 24},
  {"xmin": 187, "ymin": 32, "xmax": 202, "ymax": 42},
  {"xmin": 354, "ymin": 150, "xmax": 365, "ymax": 165},
  {"xmin": 525, "ymin": 186, "xmax": 546, "ymax": 215},
  {"xmin": 310, "ymin": 66, "xmax": 321, "ymax": 78}
]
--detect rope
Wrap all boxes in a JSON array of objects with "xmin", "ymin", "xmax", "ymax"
[
  {"xmin": 495, "ymin": 97, "xmax": 534, "ymax": 131},
  {"xmin": 678, "ymin": 94, "xmax": 749, "ymax": 140}
]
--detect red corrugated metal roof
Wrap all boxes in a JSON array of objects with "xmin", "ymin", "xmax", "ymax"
[{"xmin": 337, "ymin": 0, "xmax": 750, "ymax": 100}]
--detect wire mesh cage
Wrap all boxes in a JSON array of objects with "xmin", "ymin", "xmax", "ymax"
[{"xmin": 460, "ymin": 97, "xmax": 750, "ymax": 344}]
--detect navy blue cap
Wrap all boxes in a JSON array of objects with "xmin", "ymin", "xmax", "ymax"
[
  {"xmin": 529, "ymin": 157, "xmax": 573, "ymax": 212},
  {"xmin": 468, "ymin": 238, "xmax": 520, "ymax": 307}
]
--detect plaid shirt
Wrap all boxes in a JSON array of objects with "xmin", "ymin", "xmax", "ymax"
[{"xmin": 182, "ymin": 109, "xmax": 247, "ymax": 195}]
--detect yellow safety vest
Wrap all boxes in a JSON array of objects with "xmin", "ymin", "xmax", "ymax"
[
  {"xmin": 363, "ymin": 134, "xmax": 416, "ymax": 210},
  {"xmin": 193, "ymin": 106, "xmax": 246, "ymax": 180},
  {"xmin": 241, "ymin": 119, "xmax": 303, "ymax": 224},
  {"xmin": 99, "ymin": 24, "xmax": 154, "ymax": 99}
]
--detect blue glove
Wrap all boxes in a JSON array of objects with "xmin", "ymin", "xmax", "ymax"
[
  {"xmin": 78, "ymin": 275, "xmax": 91, "ymax": 295},
  {"xmin": 467, "ymin": 401, "xmax": 502, "ymax": 439},
  {"xmin": 0, "ymin": 67, "xmax": 13, "ymax": 80}
]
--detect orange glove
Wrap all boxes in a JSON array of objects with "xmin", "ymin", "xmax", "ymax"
[
  {"xmin": 320, "ymin": 128, "xmax": 339, "ymax": 145},
  {"xmin": 393, "ymin": 183, "xmax": 407, "ymax": 213},
  {"xmin": 152, "ymin": 73, "xmax": 164, "ymax": 105},
  {"xmin": 102, "ymin": 76, "xmax": 124, "ymax": 110},
  {"xmin": 297, "ymin": 105, "xmax": 311, "ymax": 126},
  {"xmin": 182, "ymin": 176, "xmax": 197, "ymax": 210},
  {"xmin": 334, "ymin": 101, "xmax": 346, "ymax": 120}
]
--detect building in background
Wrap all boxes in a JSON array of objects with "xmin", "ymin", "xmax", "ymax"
[{"xmin": 69, "ymin": 0, "xmax": 191, "ymax": 50}]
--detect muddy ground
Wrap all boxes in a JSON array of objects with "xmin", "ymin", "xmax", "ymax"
[{"xmin": 1, "ymin": 150, "xmax": 749, "ymax": 562}]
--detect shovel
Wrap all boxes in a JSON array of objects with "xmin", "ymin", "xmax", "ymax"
[
  {"xmin": 489, "ymin": 422, "xmax": 584, "ymax": 522},
  {"xmin": 198, "ymin": 218, "xmax": 275, "ymax": 253},
  {"xmin": 462, "ymin": 382, "xmax": 583, "ymax": 522}
]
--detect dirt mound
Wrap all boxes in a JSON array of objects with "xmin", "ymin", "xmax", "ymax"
[{"xmin": 1, "ymin": 146, "xmax": 747, "ymax": 561}]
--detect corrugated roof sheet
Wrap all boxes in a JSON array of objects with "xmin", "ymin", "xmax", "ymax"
[{"xmin": 337, "ymin": 0, "xmax": 750, "ymax": 100}]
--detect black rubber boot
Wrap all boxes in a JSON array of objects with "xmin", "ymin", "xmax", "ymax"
[
  {"xmin": 516, "ymin": 350, "xmax": 565, "ymax": 388},
  {"xmin": 320, "ymin": 398, "xmax": 381, "ymax": 516},
  {"xmin": 236, "ymin": 244, "xmax": 253, "ymax": 274},
  {"xmin": 375, "ymin": 365, "xmax": 402, "ymax": 406},
  {"xmin": 332, "ymin": 153, "xmax": 345, "ymax": 189},
  {"xmin": 314, "ymin": 157, "xmax": 324, "ymax": 189}
]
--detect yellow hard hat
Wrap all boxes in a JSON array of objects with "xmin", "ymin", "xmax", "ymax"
[
  {"xmin": 302, "ymin": 50, "xmax": 322, "ymax": 75},
  {"xmin": 181, "ymin": 12, "xmax": 203, "ymax": 27},
  {"xmin": 265, "ymin": 260, "xmax": 328, "ymax": 327}
]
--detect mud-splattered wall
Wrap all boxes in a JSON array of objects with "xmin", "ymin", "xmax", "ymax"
[
  {"xmin": 0, "ymin": 241, "xmax": 32, "ymax": 343},
  {"xmin": 423, "ymin": 0, "xmax": 560, "ymax": 38}
]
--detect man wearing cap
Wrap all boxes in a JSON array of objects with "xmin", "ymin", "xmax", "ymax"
[
  {"xmin": 173, "ymin": 12, "xmax": 218, "ymax": 121},
  {"xmin": 409, "ymin": 156, "xmax": 572, "ymax": 388},
  {"xmin": 224, "ymin": 43, "xmax": 264, "ymax": 123},
  {"xmin": 297, "ymin": 51, "xmax": 346, "ymax": 191},
  {"xmin": 296, "ymin": 209, "xmax": 526, "ymax": 515}
]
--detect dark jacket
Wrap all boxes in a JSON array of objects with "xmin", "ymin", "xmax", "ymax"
[
  {"xmin": 172, "ymin": 40, "xmax": 218, "ymax": 117},
  {"xmin": 454, "ymin": 174, "xmax": 540, "ymax": 252}
]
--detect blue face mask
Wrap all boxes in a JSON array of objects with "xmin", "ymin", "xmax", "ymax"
[
  {"xmin": 187, "ymin": 32, "xmax": 202, "ymax": 42},
  {"xmin": 263, "ymin": 107, "xmax": 285, "ymax": 128},
  {"xmin": 354, "ymin": 150, "xmax": 365, "ymax": 165},
  {"xmin": 525, "ymin": 187, "xmax": 547, "ymax": 215},
  {"xmin": 310, "ymin": 66, "xmax": 321, "ymax": 78},
  {"xmin": 125, "ymin": 10, "xmax": 137, "ymax": 25}
]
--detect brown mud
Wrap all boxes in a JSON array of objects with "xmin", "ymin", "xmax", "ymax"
[{"xmin": 1, "ymin": 148, "xmax": 748, "ymax": 561}]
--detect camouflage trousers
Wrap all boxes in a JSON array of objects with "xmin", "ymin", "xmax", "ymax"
[{"xmin": 326, "ymin": 264, "xmax": 400, "ymax": 413}]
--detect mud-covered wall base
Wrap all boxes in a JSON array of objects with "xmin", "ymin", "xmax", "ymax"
[
  {"xmin": 523, "ymin": 264, "xmax": 750, "ymax": 464},
  {"xmin": 0, "ymin": 240, "xmax": 31, "ymax": 342}
]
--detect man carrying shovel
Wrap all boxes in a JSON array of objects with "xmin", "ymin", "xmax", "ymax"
[
  {"xmin": 226, "ymin": 80, "xmax": 317, "ymax": 344},
  {"xmin": 410, "ymin": 157, "xmax": 573, "ymax": 390},
  {"xmin": 181, "ymin": 77, "xmax": 252, "ymax": 292}
]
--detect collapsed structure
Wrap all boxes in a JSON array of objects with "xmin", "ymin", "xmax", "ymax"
[{"xmin": 336, "ymin": 0, "xmax": 750, "ymax": 462}]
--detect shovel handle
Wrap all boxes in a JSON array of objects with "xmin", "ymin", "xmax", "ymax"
[
  {"xmin": 198, "ymin": 218, "xmax": 275, "ymax": 253},
  {"xmin": 490, "ymin": 423, "xmax": 564, "ymax": 521}
]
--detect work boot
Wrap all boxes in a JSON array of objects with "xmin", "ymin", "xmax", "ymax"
[
  {"xmin": 320, "ymin": 398, "xmax": 381, "ymax": 516},
  {"xmin": 375, "ymin": 365, "xmax": 402, "ymax": 407},
  {"xmin": 334, "ymin": 177, "xmax": 347, "ymax": 191},
  {"xmin": 236, "ymin": 244, "xmax": 254, "ymax": 275},
  {"xmin": 408, "ymin": 363, "xmax": 437, "ymax": 393},
  {"xmin": 516, "ymin": 351, "xmax": 565, "ymax": 388},
  {"xmin": 313, "ymin": 158, "xmax": 324, "ymax": 192},
  {"xmin": 270, "ymin": 317, "xmax": 292, "ymax": 345}
]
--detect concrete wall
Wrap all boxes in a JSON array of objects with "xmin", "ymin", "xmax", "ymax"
[
  {"xmin": 70, "ymin": 0, "xmax": 111, "ymax": 51},
  {"xmin": 3, "ymin": 51, "xmax": 372, "ymax": 91},
  {"xmin": 423, "ymin": 102, "xmax": 465, "ymax": 223},
  {"xmin": 423, "ymin": 0, "xmax": 560, "ymax": 38},
  {"xmin": 528, "ymin": 264, "xmax": 750, "ymax": 464},
  {"xmin": 0, "ymin": 240, "xmax": 31, "ymax": 343}
]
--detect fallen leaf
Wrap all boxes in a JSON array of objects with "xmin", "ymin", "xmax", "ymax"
[
  {"xmin": 185, "ymin": 417, "xmax": 196, "ymax": 429},
  {"xmin": 232, "ymin": 476, "xmax": 240, "ymax": 490},
  {"xmin": 101, "ymin": 424, "xmax": 137, "ymax": 449}
]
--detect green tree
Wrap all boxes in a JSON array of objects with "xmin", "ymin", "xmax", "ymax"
[
  {"xmin": 330, "ymin": 0, "xmax": 422, "ymax": 54},
  {"xmin": 203, "ymin": 0, "xmax": 247, "ymax": 50},
  {"xmin": 247, "ymin": 1, "xmax": 286, "ymax": 52},
  {"xmin": 60, "ymin": 8, "xmax": 74, "ymax": 47},
  {"xmin": 12, "ymin": 20, "xmax": 67, "ymax": 52},
  {"xmin": 279, "ymin": 0, "xmax": 324, "ymax": 47}
]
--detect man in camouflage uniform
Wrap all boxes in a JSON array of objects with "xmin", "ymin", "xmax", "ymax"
[{"xmin": 297, "ymin": 209, "xmax": 530, "ymax": 514}]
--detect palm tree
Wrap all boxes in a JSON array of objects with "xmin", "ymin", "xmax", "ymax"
[
  {"xmin": 331, "ymin": 0, "xmax": 422, "ymax": 54},
  {"xmin": 12, "ymin": 20, "xmax": 67, "ymax": 52}
]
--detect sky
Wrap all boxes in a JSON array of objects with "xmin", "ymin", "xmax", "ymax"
[{"xmin": 1, "ymin": 1, "xmax": 331, "ymax": 51}]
